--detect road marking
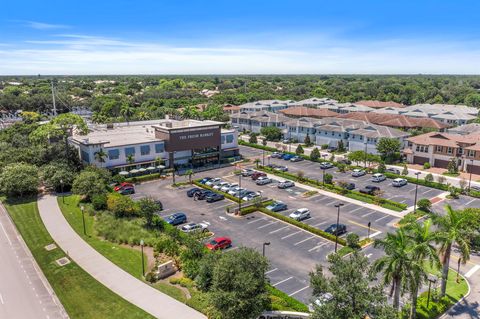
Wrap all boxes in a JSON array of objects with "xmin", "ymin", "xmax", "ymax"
[
  {"xmin": 202, "ymin": 221, "xmax": 211, "ymax": 225},
  {"xmin": 272, "ymin": 277, "xmax": 293, "ymax": 287},
  {"xmin": 265, "ymin": 268, "xmax": 278, "ymax": 274},
  {"xmin": 465, "ymin": 199, "xmax": 477, "ymax": 207},
  {"xmin": 312, "ymin": 221, "xmax": 328, "ymax": 227},
  {"xmin": 325, "ymin": 200, "xmax": 337, "ymax": 206},
  {"xmin": 219, "ymin": 216, "xmax": 227, "ymax": 221},
  {"xmin": 269, "ymin": 226, "xmax": 290, "ymax": 234},
  {"xmin": 422, "ymin": 188, "xmax": 435, "ymax": 196},
  {"xmin": 375, "ymin": 215, "xmax": 390, "ymax": 223},
  {"xmin": 288, "ymin": 285, "xmax": 310, "ymax": 296},
  {"xmin": 465, "ymin": 265, "xmax": 480, "ymax": 278},
  {"xmin": 361, "ymin": 211, "xmax": 376, "ymax": 218},
  {"xmin": 0, "ymin": 220, "xmax": 12, "ymax": 246},
  {"xmin": 349, "ymin": 207, "xmax": 363, "ymax": 214},
  {"xmin": 369, "ymin": 231, "xmax": 383, "ymax": 239},
  {"xmin": 281, "ymin": 231, "xmax": 302, "ymax": 239},
  {"xmin": 258, "ymin": 221, "xmax": 278, "ymax": 229},
  {"xmin": 308, "ymin": 243, "xmax": 327, "ymax": 252},
  {"xmin": 0, "ymin": 293, "xmax": 4, "ymax": 304},
  {"xmin": 294, "ymin": 236, "xmax": 315, "ymax": 246},
  {"xmin": 347, "ymin": 220, "xmax": 380, "ymax": 232},
  {"xmin": 247, "ymin": 217, "xmax": 266, "ymax": 224}
]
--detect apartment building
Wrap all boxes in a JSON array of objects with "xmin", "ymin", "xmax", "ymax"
[
  {"xmin": 404, "ymin": 131, "xmax": 480, "ymax": 174},
  {"xmin": 230, "ymin": 111, "xmax": 288, "ymax": 133},
  {"xmin": 69, "ymin": 119, "xmax": 239, "ymax": 172},
  {"xmin": 393, "ymin": 104, "xmax": 478, "ymax": 126},
  {"xmin": 238, "ymin": 100, "xmax": 297, "ymax": 113},
  {"xmin": 279, "ymin": 107, "xmax": 338, "ymax": 119}
]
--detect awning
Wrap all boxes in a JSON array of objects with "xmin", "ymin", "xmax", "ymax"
[
  {"xmin": 138, "ymin": 168, "xmax": 147, "ymax": 173},
  {"xmin": 130, "ymin": 169, "xmax": 139, "ymax": 174},
  {"xmin": 156, "ymin": 165, "xmax": 166, "ymax": 169},
  {"xmin": 119, "ymin": 171, "xmax": 129, "ymax": 176},
  {"xmin": 147, "ymin": 166, "xmax": 156, "ymax": 170}
]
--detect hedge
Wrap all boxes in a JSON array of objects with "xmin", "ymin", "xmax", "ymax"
[
  {"xmin": 266, "ymin": 285, "xmax": 309, "ymax": 312},
  {"xmin": 125, "ymin": 172, "xmax": 167, "ymax": 183},
  {"xmin": 259, "ymin": 166, "xmax": 407, "ymax": 211}
]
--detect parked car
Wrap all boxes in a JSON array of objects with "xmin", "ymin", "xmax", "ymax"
[
  {"xmin": 290, "ymin": 156, "xmax": 304, "ymax": 162},
  {"xmin": 186, "ymin": 187, "xmax": 201, "ymax": 197},
  {"xmin": 274, "ymin": 165, "xmax": 288, "ymax": 172},
  {"xmin": 251, "ymin": 172, "xmax": 267, "ymax": 180},
  {"xmin": 118, "ymin": 186, "xmax": 135, "ymax": 195},
  {"xmin": 198, "ymin": 177, "xmax": 212, "ymax": 184},
  {"xmin": 228, "ymin": 186, "xmax": 243, "ymax": 195},
  {"xmin": 213, "ymin": 181, "xmax": 229, "ymax": 190},
  {"xmin": 386, "ymin": 168, "xmax": 400, "ymax": 175},
  {"xmin": 181, "ymin": 222, "xmax": 208, "ymax": 233},
  {"xmin": 206, "ymin": 193, "xmax": 225, "ymax": 202},
  {"xmin": 243, "ymin": 192, "xmax": 260, "ymax": 201},
  {"xmin": 337, "ymin": 159, "xmax": 352, "ymax": 165},
  {"xmin": 271, "ymin": 152, "xmax": 282, "ymax": 158},
  {"xmin": 266, "ymin": 163, "xmax": 278, "ymax": 169},
  {"xmin": 327, "ymin": 146, "xmax": 338, "ymax": 152},
  {"xmin": 205, "ymin": 177, "xmax": 221, "ymax": 186},
  {"xmin": 308, "ymin": 293, "xmax": 334, "ymax": 312},
  {"xmin": 241, "ymin": 168, "xmax": 255, "ymax": 177},
  {"xmin": 340, "ymin": 182, "xmax": 355, "ymax": 190},
  {"xmin": 278, "ymin": 180, "xmax": 295, "ymax": 189},
  {"xmin": 289, "ymin": 208, "xmax": 311, "ymax": 221},
  {"xmin": 236, "ymin": 189, "xmax": 250, "ymax": 198},
  {"xmin": 324, "ymin": 224, "xmax": 347, "ymax": 236},
  {"xmin": 371, "ymin": 173, "xmax": 386, "ymax": 183},
  {"xmin": 220, "ymin": 183, "xmax": 237, "ymax": 192},
  {"xmin": 471, "ymin": 185, "xmax": 480, "ymax": 192},
  {"xmin": 163, "ymin": 213, "xmax": 187, "ymax": 226},
  {"xmin": 282, "ymin": 138, "xmax": 292, "ymax": 144},
  {"xmin": 319, "ymin": 162, "xmax": 334, "ymax": 169},
  {"xmin": 282, "ymin": 154, "xmax": 295, "ymax": 161},
  {"xmin": 114, "ymin": 182, "xmax": 134, "ymax": 192},
  {"xmin": 205, "ymin": 237, "xmax": 232, "ymax": 250},
  {"xmin": 359, "ymin": 185, "xmax": 380, "ymax": 195},
  {"xmin": 266, "ymin": 201, "xmax": 288, "ymax": 212},
  {"xmin": 392, "ymin": 178, "xmax": 408, "ymax": 187},
  {"xmin": 194, "ymin": 189, "xmax": 215, "ymax": 200},
  {"xmin": 351, "ymin": 169, "xmax": 366, "ymax": 177},
  {"xmin": 256, "ymin": 176, "xmax": 272, "ymax": 185}
]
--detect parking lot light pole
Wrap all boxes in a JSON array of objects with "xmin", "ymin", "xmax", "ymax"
[
  {"xmin": 468, "ymin": 159, "xmax": 474, "ymax": 192},
  {"xmin": 334, "ymin": 203, "xmax": 344, "ymax": 253},
  {"xmin": 80, "ymin": 205, "xmax": 86, "ymax": 236},
  {"xmin": 140, "ymin": 239, "xmax": 145, "ymax": 276},
  {"xmin": 262, "ymin": 242, "xmax": 270, "ymax": 257},
  {"xmin": 413, "ymin": 172, "xmax": 421, "ymax": 213}
]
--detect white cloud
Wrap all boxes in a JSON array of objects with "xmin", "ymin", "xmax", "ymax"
[
  {"xmin": 0, "ymin": 34, "xmax": 479, "ymax": 74},
  {"xmin": 22, "ymin": 21, "xmax": 70, "ymax": 30}
]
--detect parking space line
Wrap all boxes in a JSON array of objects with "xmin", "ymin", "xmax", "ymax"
[
  {"xmin": 294, "ymin": 236, "xmax": 315, "ymax": 246},
  {"xmin": 375, "ymin": 215, "xmax": 390, "ymax": 223},
  {"xmin": 258, "ymin": 221, "xmax": 278, "ymax": 229},
  {"xmin": 308, "ymin": 243, "xmax": 327, "ymax": 252},
  {"xmin": 361, "ymin": 211, "xmax": 376, "ymax": 218},
  {"xmin": 312, "ymin": 221, "xmax": 328, "ymax": 227},
  {"xmin": 347, "ymin": 219, "xmax": 380, "ymax": 232},
  {"xmin": 465, "ymin": 199, "xmax": 477, "ymax": 206},
  {"xmin": 272, "ymin": 277, "xmax": 293, "ymax": 287},
  {"xmin": 325, "ymin": 200, "xmax": 337, "ymax": 206},
  {"xmin": 349, "ymin": 207, "xmax": 363, "ymax": 214},
  {"xmin": 265, "ymin": 268, "xmax": 278, "ymax": 275},
  {"xmin": 421, "ymin": 189, "xmax": 435, "ymax": 196},
  {"xmin": 369, "ymin": 231, "xmax": 382, "ymax": 239},
  {"xmin": 465, "ymin": 265, "xmax": 480, "ymax": 278},
  {"xmin": 288, "ymin": 285, "xmax": 310, "ymax": 297},
  {"xmin": 247, "ymin": 217, "xmax": 267, "ymax": 224},
  {"xmin": 281, "ymin": 231, "xmax": 302, "ymax": 239},
  {"xmin": 269, "ymin": 226, "xmax": 290, "ymax": 234}
]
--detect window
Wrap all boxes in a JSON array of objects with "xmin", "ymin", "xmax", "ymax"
[
  {"xmin": 221, "ymin": 135, "xmax": 226, "ymax": 144},
  {"xmin": 108, "ymin": 149, "xmax": 119, "ymax": 160},
  {"xmin": 435, "ymin": 146, "xmax": 443, "ymax": 153},
  {"xmin": 226, "ymin": 134, "xmax": 234, "ymax": 143},
  {"xmin": 155, "ymin": 143, "xmax": 164, "ymax": 153},
  {"xmin": 468, "ymin": 150, "xmax": 476, "ymax": 157},
  {"xmin": 447, "ymin": 147, "xmax": 452, "ymax": 154},
  {"xmin": 80, "ymin": 150, "xmax": 90, "ymax": 163},
  {"xmin": 458, "ymin": 148, "xmax": 463, "ymax": 155},
  {"xmin": 140, "ymin": 145, "xmax": 150, "ymax": 156},
  {"xmin": 125, "ymin": 147, "xmax": 135, "ymax": 156}
]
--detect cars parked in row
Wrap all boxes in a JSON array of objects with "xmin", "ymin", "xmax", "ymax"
[
  {"xmin": 371, "ymin": 173, "xmax": 386, "ymax": 182},
  {"xmin": 351, "ymin": 169, "xmax": 366, "ymax": 177},
  {"xmin": 339, "ymin": 182, "xmax": 355, "ymax": 190},
  {"xmin": 206, "ymin": 193, "xmax": 225, "ymax": 203},
  {"xmin": 181, "ymin": 222, "xmax": 208, "ymax": 233},
  {"xmin": 256, "ymin": 176, "xmax": 272, "ymax": 185},
  {"xmin": 117, "ymin": 186, "xmax": 135, "ymax": 195},
  {"xmin": 241, "ymin": 168, "xmax": 255, "ymax": 177},
  {"xmin": 273, "ymin": 165, "xmax": 289, "ymax": 172},
  {"xmin": 243, "ymin": 192, "xmax": 260, "ymax": 201},
  {"xmin": 266, "ymin": 201, "xmax": 288, "ymax": 212},
  {"xmin": 271, "ymin": 152, "xmax": 283, "ymax": 158},
  {"xmin": 187, "ymin": 187, "xmax": 201, "ymax": 197},
  {"xmin": 221, "ymin": 183, "xmax": 238, "ymax": 192},
  {"xmin": 324, "ymin": 223, "xmax": 347, "ymax": 236},
  {"xmin": 289, "ymin": 208, "xmax": 311, "ymax": 221},
  {"xmin": 213, "ymin": 181, "xmax": 229, "ymax": 190},
  {"xmin": 282, "ymin": 154, "xmax": 295, "ymax": 161},
  {"xmin": 205, "ymin": 237, "xmax": 232, "ymax": 250},
  {"xmin": 198, "ymin": 177, "xmax": 212, "ymax": 184},
  {"xmin": 290, "ymin": 156, "xmax": 303, "ymax": 162},
  {"xmin": 386, "ymin": 168, "xmax": 401, "ymax": 175},
  {"xmin": 278, "ymin": 180, "xmax": 295, "ymax": 189},
  {"xmin": 392, "ymin": 178, "xmax": 408, "ymax": 187},
  {"xmin": 205, "ymin": 178, "xmax": 221, "ymax": 186},
  {"xmin": 163, "ymin": 212, "xmax": 187, "ymax": 226},
  {"xmin": 359, "ymin": 185, "xmax": 380, "ymax": 195},
  {"xmin": 251, "ymin": 172, "xmax": 267, "ymax": 180}
]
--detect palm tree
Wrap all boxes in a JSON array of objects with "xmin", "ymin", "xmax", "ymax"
[
  {"xmin": 126, "ymin": 154, "xmax": 135, "ymax": 165},
  {"xmin": 120, "ymin": 104, "xmax": 135, "ymax": 124},
  {"xmin": 185, "ymin": 169, "xmax": 194, "ymax": 184},
  {"xmin": 372, "ymin": 228, "xmax": 413, "ymax": 311},
  {"xmin": 136, "ymin": 111, "xmax": 151, "ymax": 121},
  {"xmin": 181, "ymin": 105, "xmax": 200, "ymax": 119},
  {"xmin": 254, "ymin": 158, "xmax": 261, "ymax": 168},
  {"xmin": 433, "ymin": 205, "xmax": 472, "ymax": 297},
  {"xmin": 94, "ymin": 149, "xmax": 108, "ymax": 167}
]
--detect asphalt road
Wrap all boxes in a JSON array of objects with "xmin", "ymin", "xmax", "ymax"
[{"xmin": 0, "ymin": 203, "xmax": 67, "ymax": 319}]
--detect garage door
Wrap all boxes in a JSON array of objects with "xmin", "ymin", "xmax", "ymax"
[
  {"xmin": 467, "ymin": 164, "xmax": 480, "ymax": 175},
  {"xmin": 413, "ymin": 156, "xmax": 429, "ymax": 165},
  {"xmin": 434, "ymin": 159, "xmax": 450, "ymax": 169}
]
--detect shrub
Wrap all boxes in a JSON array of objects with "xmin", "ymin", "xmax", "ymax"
[
  {"xmin": 321, "ymin": 144, "xmax": 329, "ymax": 150},
  {"xmin": 437, "ymin": 175, "xmax": 446, "ymax": 184},
  {"xmin": 377, "ymin": 162, "xmax": 386, "ymax": 173},
  {"xmin": 324, "ymin": 173, "xmax": 333, "ymax": 185},
  {"xmin": 249, "ymin": 133, "xmax": 258, "ymax": 144},
  {"xmin": 310, "ymin": 147, "xmax": 320, "ymax": 161},
  {"xmin": 346, "ymin": 233, "xmax": 360, "ymax": 249},
  {"xmin": 447, "ymin": 158, "xmax": 458, "ymax": 174},
  {"xmin": 91, "ymin": 194, "xmax": 107, "ymax": 210},
  {"xmin": 72, "ymin": 170, "xmax": 107, "ymax": 201},
  {"xmin": 402, "ymin": 164, "xmax": 409, "ymax": 175},
  {"xmin": 295, "ymin": 144, "xmax": 304, "ymax": 155},
  {"xmin": 425, "ymin": 173, "xmax": 434, "ymax": 183},
  {"xmin": 423, "ymin": 162, "xmax": 431, "ymax": 169},
  {"xmin": 145, "ymin": 272, "xmax": 157, "ymax": 283},
  {"xmin": 106, "ymin": 193, "xmax": 139, "ymax": 218},
  {"xmin": 416, "ymin": 198, "xmax": 432, "ymax": 212}
]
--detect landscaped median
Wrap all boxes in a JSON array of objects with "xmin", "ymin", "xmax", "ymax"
[{"xmin": 258, "ymin": 166, "xmax": 408, "ymax": 212}]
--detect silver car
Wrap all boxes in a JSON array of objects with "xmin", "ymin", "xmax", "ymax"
[
  {"xmin": 289, "ymin": 208, "xmax": 310, "ymax": 221},
  {"xmin": 180, "ymin": 222, "xmax": 209, "ymax": 233},
  {"xmin": 256, "ymin": 176, "xmax": 272, "ymax": 185}
]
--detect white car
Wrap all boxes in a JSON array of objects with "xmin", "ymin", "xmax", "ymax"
[
  {"xmin": 213, "ymin": 181, "xmax": 229, "ymax": 190},
  {"xmin": 289, "ymin": 208, "xmax": 311, "ymax": 221},
  {"xmin": 351, "ymin": 169, "xmax": 366, "ymax": 177},
  {"xmin": 256, "ymin": 176, "xmax": 272, "ymax": 185},
  {"xmin": 371, "ymin": 173, "xmax": 386, "ymax": 182},
  {"xmin": 180, "ymin": 222, "xmax": 209, "ymax": 233},
  {"xmin": 221, "ymin": 183, "xmax": 237, "ymax": 192},
  {"xmin": 228, "ymin": 186, "xmax": 242, "ymax": 195},
  {"xmin": 241, "ymin": 168, "xmax": 255, "ymax": 177},
  {"xmin": 243, "ymin": 192, "xmax": 260, "ymax": 201},
  {"xmin": 308, "ymin": 293, "xmax": 334, "ymax": 312},
  {"xmin": 392, "ymin": 178, "xmax": 408, "ymax": 187},
  {"xmin": 205, "ymin": 178, "xmax": 221, "ymax": 186}
]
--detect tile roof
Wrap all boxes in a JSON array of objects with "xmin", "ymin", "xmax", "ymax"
[
  {"xmin": 356, "ymin": 100, "xmax": 406, "ymax": 108},
  {"xmin": 407, "ymin": 131, "xmax": 480, "ymax": 149},
  {"xmin": 279, "ymin": 107, "xmax": 338, "ymax": 118},
  {"xmin": 336, "ymin": 112, "xmax": 449, "ymax": 129}
]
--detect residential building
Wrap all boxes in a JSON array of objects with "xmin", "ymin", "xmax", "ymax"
[
  {"xmin": 238, "ymin": 100, "xmax": 297, "ymax": 113},
  {"xmin": 230, "ymin": 111, "xmax": 288, "ymax": 133},
  {"xmin": 356, "ymin": 100, "xmax": 406, "ymax": 109},
  {"xmin": 278, "ymin": 107, "xmax": 338, "ymax": 119},
  {"xmin": 395, "ymin": 104, "xmax": 478, "ymax": 126},
  {"xmin": 404, "ymin": 131, "xmax": 480, "ymax": 174},
  {"xmin": 335, "ymin": 112, "xmax": 449, "ymax": 130},
  {"xmin": 448, "ymin": 123, "xmax": 480, "ymax": 135},
  {"xmin": 69, "ymin": 119, "xmax": 239, "ymax": 172},
  {"xmin": 223, "ymin": 104, "xmax": 240, "ymax": 114},
  {"xmin": 294, "ymin": 97, "xmax": 338, "ymax": 107}
]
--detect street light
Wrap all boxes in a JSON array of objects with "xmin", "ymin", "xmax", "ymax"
[
  {"xmin": 262, "ymin": 242, "xmax": 270, "ymax": 257},
  {"xmin": 426, "ymin": 275, "xmax": 437, "ymax": 308},
  {"xmin": 140, "ymin": 239, "xmax": 145, "ymax": 276},
  {"xmin": 413, "ymin": 172, "xmax": 421, "ymax": 213},
  {"xmin": 334, "ymin": 203, "xmax": 344, "ymax": 253},
  {"xmin": 468, "ymin": 159, "xmax": 474, "ymax": 192},
  {"xmin": 80, "ymin": 205, "xmax": 86, "ymax": 236},
  {"xmin": 60, "ymin": 179, "xmax": 64, "ymax": 203}
]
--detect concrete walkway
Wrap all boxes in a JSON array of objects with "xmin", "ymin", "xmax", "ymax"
[{"xmin": 37, "ymin": 195, "xmax": 206, "ymax": 319}]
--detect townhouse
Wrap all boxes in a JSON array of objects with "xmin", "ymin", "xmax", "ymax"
[
  {"xmin": 230, "ymin": 111, "xmax": 289, "ymax": 133},
  {"xmin": 238, "ymin": 100, "xmax": 297, "ymax": 113}
]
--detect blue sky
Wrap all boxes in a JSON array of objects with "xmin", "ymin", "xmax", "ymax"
[{"xmin": 1, "ymin": 0, "xmax": 480, "ymax": 74}]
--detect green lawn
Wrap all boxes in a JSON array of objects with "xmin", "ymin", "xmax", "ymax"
[
  {"xmin": 2, "ymin": 197, "xmax": 154, "ymax": 319},
  {"xmin": 58, "ymin": 196, "xmax": 146, "ymax": 279}
]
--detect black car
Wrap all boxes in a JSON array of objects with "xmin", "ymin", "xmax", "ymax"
[
  {"xmin": 118, "ymin": 186, "xmax": 135, "ymax": 195},
  {"xmin": 199, "ymin": 177, "xmax": 212, "ymax": 184},
  {"xmin": 206, "ymin": 193, "xmax": 225, "ymax": 203},
  {"xmin": 194, "ymin": 189, "xmax": 215, "ymax": 200},
  {"xmin": 325, "ymin": 224, "xmax": 347, "ymax": 236},
  {"xmin": 341, "ymin": 182, "xmax": 355, "ymax": 190},
  {"xmin": 359, "ymin": 185, "xmax": 380, "ymax": 195},
  {"xmin": 187, "ymin": 187, "xmax": 201, "ymax": 197}
]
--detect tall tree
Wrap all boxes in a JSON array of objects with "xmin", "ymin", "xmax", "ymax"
[
  {"xmin": 120, "ymin": 103, "xmax": 135, "ymax": 123},
  {"xmin": 376, "ymin": 137, "xmax": 402, "ymax": 161},
  {"xmin": 94, "ymin": 149, "xmax": 108, "ymax": 167}
]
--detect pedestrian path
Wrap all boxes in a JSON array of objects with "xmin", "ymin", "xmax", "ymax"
[{"xmin": 37, "ymin": 194, "xmax": 206, "ymax": 319}]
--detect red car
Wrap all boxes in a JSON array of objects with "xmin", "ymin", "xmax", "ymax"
[
  {"xmin": 251, "ymin": 172, "xmax": 266, "ymax": 180},
  {"xmin": 114, "ymin": 182, "xmax": 134, "ymax": 192},
  {"xmin": 205, "ymin": 237, "xmax": 232, "ymax": 250}
]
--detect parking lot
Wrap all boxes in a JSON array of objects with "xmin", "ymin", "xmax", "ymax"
[
  {"xmin": 432, "ymin": 195, "xmax": 480, "ymax": 213},
  {"xmin": 240, "ymin": 145, "xmax": 446, "ymax": 207}
]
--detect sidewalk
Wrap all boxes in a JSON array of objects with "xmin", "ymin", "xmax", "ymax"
[{"xmin": 37, "ymin": 195, "xmax": 206, "ymax": 319}]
